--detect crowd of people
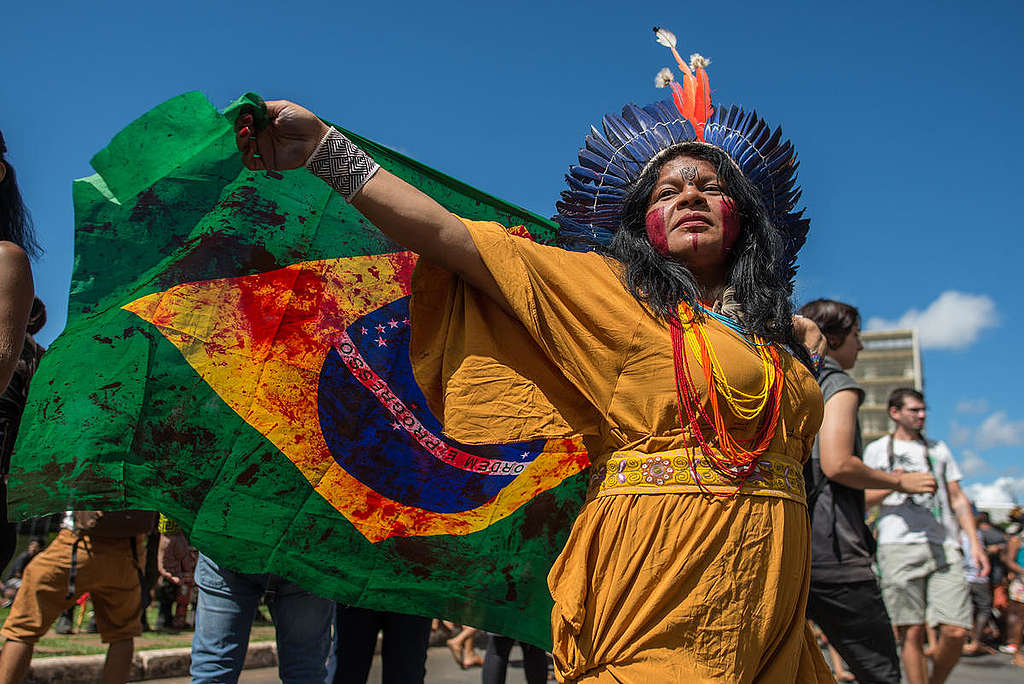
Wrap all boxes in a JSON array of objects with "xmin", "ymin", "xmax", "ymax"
[
  {"xmin": 797, "ymin": 296, "xmax": 1024, "ymax": 682},
  {"xmin": 1, "ymin": 28, "xmax": 1023, "ymax": 684}
]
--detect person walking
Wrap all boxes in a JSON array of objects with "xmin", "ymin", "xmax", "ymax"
[
  {"xmin": 799, "ymin": 299, "xmax": 937, "ymax": 683},
  {"xmin": 1002, "ymin": 510, "xmax": 1024, "ymax": 667},
  {"xmin": 157, "ymin": 516, "xmax": 333, "ymax": 684},
  {"xmin": 864, "ymin": 388, "xmax": 989, "ymax": 684},
  {"xmin": 0, "ymin": 510, "xmax": 156, "ymax": 684}
]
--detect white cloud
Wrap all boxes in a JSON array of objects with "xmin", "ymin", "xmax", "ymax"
[
  {"xmin": 963, "ymin": 477, "xmax": 1024, "ymax": 507},
  {"xmin": 865, "ymin": 291, "xmax": 999, "ymax": 350},
  {"xmin": 975, "ymin": 411, "xmax": 1024, "ymax": 450},
  {"xmin": 949, "ymin": 421, "xmax": 972, "ymax": 447},
  {"xmin": 958, "ymin": 449, "xmax": 987, "ymax": 477},
  {"xmin": 956, "ymin": 399, "xmax": 990, "ymax": 414}
]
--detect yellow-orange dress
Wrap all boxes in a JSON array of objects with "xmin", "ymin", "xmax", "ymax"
[{"xmin": 411, "ymin": 219, "xmax": 834, "ymax": 683}]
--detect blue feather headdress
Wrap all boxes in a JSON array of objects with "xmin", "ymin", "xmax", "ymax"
[{"xmin": 553, "ymin": 27, "xmax": 809, "ymax": 287}]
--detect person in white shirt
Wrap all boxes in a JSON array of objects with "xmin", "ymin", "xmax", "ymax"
[{"xmin": 863, "ymin": 388, "xmax": 989, "ymax": 684}]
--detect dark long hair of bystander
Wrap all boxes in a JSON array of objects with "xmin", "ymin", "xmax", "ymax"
[{"xmin": 0, "ymin": 130, "xmax": 41, "ymax": 256}]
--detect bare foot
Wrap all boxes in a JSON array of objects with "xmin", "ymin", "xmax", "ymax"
[
  {"xmin": 962, "ymin": 642, "xmax": 994, "ymax": 656},
  {"xmin": 1012, "ymin": 654, "xmax": 1024, "ymax": 668},
  {"xmin": 462, "ymin": 640, "xmax": 482, "ymax": 668},
  {"xmin": 446, "ymin": 638, "xmax": 465, "ymax": 670}
]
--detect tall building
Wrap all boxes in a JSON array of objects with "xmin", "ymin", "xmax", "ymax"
[{"xmin": 849, "ymin": 329, "xmax": 923, "ymax": 442}]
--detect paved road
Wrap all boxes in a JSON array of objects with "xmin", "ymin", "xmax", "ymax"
[
  {"xmin": 150, "ymin": 647, "xmax": 1021, "ymax": 683},
  {"xmin": 948, "ymin": 651, "xmax": 1024, "ymax": 683},
  {"xmin": 148, "ymin": 644, "xmax": 533, "ymax": 683}
]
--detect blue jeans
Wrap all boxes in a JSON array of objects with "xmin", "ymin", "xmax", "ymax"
[{"xmin": 191, "ymin": 553, "xmax": 334, "ymax": 684}]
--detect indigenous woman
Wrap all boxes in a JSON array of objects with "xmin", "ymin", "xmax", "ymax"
[{"xmin": 236, "ymin": 28, "xmax": 833, "ymax": 682}]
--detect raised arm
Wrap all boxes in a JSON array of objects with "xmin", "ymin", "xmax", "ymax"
[
  {"xmin": 820, "ymin": 389, "xmax": 937, "ymax": 494},
  {"xmin": 234, "ymin": 102, "xmax": 509, "ymax": 312}
]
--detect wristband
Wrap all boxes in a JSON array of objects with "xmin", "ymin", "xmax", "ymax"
[{"xmin": 305, "ymin": 128, "xmax": 381, "ymax": 202}]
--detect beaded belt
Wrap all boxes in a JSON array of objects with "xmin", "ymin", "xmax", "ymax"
[{"xmin": 588, "ymin": 448, "xmax": 806, "ymax": 503}]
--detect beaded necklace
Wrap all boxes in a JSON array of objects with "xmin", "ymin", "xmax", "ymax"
[{"xmin": 670, "ymin": 301, "xmax": 785, "ymax": 496}]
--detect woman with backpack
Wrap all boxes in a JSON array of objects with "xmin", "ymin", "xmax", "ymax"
[{"xmin": 798, "ymin": 299, "xmax": 938, "ymax": 682}]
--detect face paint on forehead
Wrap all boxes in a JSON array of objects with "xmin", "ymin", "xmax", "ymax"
[{"xmin": 679, "ymin": 166, "xmax": 698, "ymax": 181}]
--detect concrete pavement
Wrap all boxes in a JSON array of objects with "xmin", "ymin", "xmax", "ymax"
[
  {"xmin": 29, "ymin": 641, "xmax": 1022, "ymax": 682},
  {"xmin": 147, "ymin": 644, "xmax": 534, "ymax": 683},
  {"xmin": 146, "ymin": 646, "xmax": 1022, "ymax": 683}
]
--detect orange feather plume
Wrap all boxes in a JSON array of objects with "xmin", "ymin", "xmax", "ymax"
[{"xmin": 653, "ymin": 27, "xmax": 713, "ymax": 140}]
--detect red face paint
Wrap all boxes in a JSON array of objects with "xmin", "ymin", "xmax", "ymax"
[
  {"xmin": 720, "ymin": 197, "xmax": 740, "ymax": 255},
  {"xmin": 690, "ymin": 233, "xmax": 699, "ymax": 252},
  {"xmin": 645, "ymin": 207, "xmax": 669, "ymax": 255}
]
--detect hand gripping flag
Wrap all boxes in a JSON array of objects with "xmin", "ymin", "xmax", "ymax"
[{"xmin": 9, "ymin": 92, "xmax": 589, "ymax": 647}]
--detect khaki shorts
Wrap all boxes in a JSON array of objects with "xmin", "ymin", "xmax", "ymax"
[
  {"xmin": 0, "ymin": 530, "xmax": 142, "ymax": 644},
  {"xmin": 877, "ymin": 542, "xmax": 972, "ymax": 629}
]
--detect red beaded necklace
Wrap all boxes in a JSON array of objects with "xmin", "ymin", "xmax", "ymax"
[{"xmin": 669, "ymin": 302, "xmax": 785, "ymax": 497}]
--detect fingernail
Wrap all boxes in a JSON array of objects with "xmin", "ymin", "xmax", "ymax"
[{"xmin": 239, "ymin": 126, "xmax": 250, "ymax": 137}]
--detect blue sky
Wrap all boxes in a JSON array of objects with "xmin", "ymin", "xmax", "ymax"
[{"xmin": 3, "ymin": 0, "xmax": 1022, "ymax": 505}]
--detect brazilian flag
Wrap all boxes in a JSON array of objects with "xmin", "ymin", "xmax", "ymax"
[{"xmin": 9, "ymin": 92, "xmax": 588, "ymax": 647}]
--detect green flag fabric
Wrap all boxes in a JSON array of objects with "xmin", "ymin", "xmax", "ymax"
[{"xmin": 10, "ymin": 92, "xmax": 589, "ymax": 647}]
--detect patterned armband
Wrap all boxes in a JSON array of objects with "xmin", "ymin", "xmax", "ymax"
[
  {"xmin": 305, "ymin": 128, "xmax": 381, "ymax": 202},
  {"xmin": 157, "ymin": 513, "xmax": 181, "ymax": 535}
]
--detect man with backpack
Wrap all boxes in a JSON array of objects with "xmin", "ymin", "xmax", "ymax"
[
  {"xmin": 864, "ymin": 388, "xmax": 989, "ymax": 684},
  {"xmin": 0, "ymin": 509, "xmax": 156, "ymax": 683}
]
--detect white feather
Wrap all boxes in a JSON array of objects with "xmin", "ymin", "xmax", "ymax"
[
  {"xmin": 654, "ymin": 67, "xmax": 675, "ymax": 88},
  {"xmin": 653, "ymin": 27, "xmax": 677, "ymax": 48},
  {"xmin": 688, "ymin": 53, "xmax": 711, "ymax": 70}
]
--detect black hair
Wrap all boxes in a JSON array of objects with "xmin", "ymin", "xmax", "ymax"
[
  {"xmin": 599, "ymin": 143, "xmax": 806, "ymax": 356},
  {"xmin": 888, "ymin": 387, "xmax": 924, "ymax": 411},
  {"xmin": 797, "ymin": 299, "xmax": 861, "ymax": 349},
  {"xmin": 27, "ymin": 297, "xmax": 45, "ymax": 336},
  {"xmin": 0, "ymin": 130, "xmax": 41, "ymax": 257}
]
